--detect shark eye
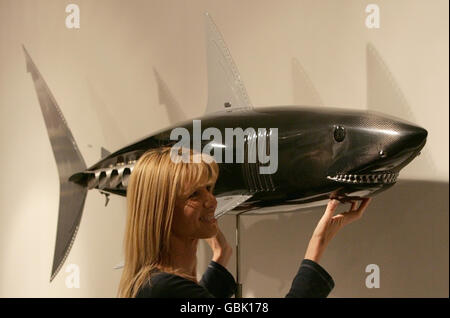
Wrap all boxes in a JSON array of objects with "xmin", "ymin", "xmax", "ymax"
[{"xmin": 334, "ymin": 125, "xmax": 346, "ymax": 142}]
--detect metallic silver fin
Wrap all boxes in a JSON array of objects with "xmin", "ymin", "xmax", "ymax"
[
  {"xmin": 214, "ymin": 193, "xmax": 253, "ymax": 219},
  {"xmin": 23, "ymin": 45, "xmax": 87, "ymax": 282},
  {"xmin": 204, "ymin": 13, "xmax": 252, "ymax": 114}
]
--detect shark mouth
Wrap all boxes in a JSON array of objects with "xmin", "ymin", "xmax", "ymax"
[{"xmin": 327, "ymin": 171, "xmax": 399, "ymax": 184}]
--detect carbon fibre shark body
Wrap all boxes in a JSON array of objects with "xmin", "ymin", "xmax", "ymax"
[{"xmin": 71, "ymin": 106, "xmax": 427, "ymax": 212}]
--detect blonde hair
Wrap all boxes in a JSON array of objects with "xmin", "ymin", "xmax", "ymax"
[{"xmin": 117, "ymin": 147, "xmax": 219, "ymax": 298}]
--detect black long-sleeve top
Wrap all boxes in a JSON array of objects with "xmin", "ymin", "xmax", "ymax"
[{"xmin": 136, "ymin": 259, "xmax": 334, "ymax": 298}]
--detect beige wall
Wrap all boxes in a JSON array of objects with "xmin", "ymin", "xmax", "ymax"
[{"xmin": 0, "ymin": 0, "xmax": 447, "ymax": 297}]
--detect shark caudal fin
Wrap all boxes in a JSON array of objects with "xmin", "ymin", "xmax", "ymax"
[{"xmin": 22, "ymin": 45, "xmax": 88, "ymax": 282}]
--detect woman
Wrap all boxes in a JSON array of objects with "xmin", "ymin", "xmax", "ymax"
[{"xmin": 117, "ymin": 147, "xmax": 371, "ymax": 298}]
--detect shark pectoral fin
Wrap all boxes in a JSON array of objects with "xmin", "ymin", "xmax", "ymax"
[
  {"xmin": 204, "ymin": 13, "xmax": 253, "ymax": 115},
  {"xmin": 23, "ymin": 45, "xmax": 88, "ymax": 282},
  {"xmin": 214, "ymin": 193, "xmax": 254, "ymax": 219}
]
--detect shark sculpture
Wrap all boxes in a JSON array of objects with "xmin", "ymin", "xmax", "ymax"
[{"xmin": 23, "ymin": 13, "xmax": 427, "ymax": 281}]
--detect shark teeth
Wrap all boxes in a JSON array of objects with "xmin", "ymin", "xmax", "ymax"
[{"xmin": 327, "ymin": 172, "xmax": 398, "ymax": 184}]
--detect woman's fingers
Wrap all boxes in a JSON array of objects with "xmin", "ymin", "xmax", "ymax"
[
  {"xmin": 342, "ymin": 198, "xmax": 372, "ymax": 225},
  {"xmin": 323, "ymin": 199, "xmax": 340, "ymax": 220},
  {"xmin": 322, "ymin": 197, "xmax": 372, "ymax": 226},
  {"xmin": 205, "ymin": 228, "xmax": 230, "ymax": 250}
]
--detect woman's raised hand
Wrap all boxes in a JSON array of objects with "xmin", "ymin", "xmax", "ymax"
[
  {"xmin": 205, "ymin": 228, "xmax": 233, "ymax": 267},
  {"xmin": 304, "ymin": 198, "xmax": 372, "ymax": 263}
]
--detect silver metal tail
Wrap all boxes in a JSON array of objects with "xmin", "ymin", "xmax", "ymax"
[{"xmin": 23, "ymin": 45, "xmax": 87, "ymax": 282}]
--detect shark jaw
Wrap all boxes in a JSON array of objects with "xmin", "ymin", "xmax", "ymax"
[{"xmin": 327, "ymin": 171, "xmax": 399, "ymax": 184}]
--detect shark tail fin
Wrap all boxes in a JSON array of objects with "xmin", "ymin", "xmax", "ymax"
[{"xmin": 22, "ymin": 45, "xmax": 88, "ymax": 282}]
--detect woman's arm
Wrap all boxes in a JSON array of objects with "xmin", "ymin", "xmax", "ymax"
[
  {"xmin": 286, "ymin": 198, "xmax": 372, "ymax": 298},
  {"xmin": 200, "ymin": 228, "xmax": 236, "ymax": 297},
  {"xmin": 305, "ymin": 198, "xmax": 372, "ymax": 263}
]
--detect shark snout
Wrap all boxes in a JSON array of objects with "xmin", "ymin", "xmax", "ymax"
[
  {"xmin": 371, "ymin": 123, "xmax": 427, "ymax": 173},
  {"xmin": 397, "ymin": 124, "xmax": 428, "ymax": 151}
]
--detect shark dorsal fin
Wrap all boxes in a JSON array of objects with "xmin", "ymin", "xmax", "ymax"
[{"xmin": 204, "ymin": 13, "xmax": 253, "ymax": 114}]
